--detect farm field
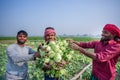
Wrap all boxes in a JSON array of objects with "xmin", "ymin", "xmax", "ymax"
[{"xmin": 0, "ymin": 36, "xmax": 120, "ymax": 80}]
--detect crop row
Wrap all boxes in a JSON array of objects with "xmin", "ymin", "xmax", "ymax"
[{"xmin": 0, "ymin": 40, "xmax": 120, "ymax": 80}]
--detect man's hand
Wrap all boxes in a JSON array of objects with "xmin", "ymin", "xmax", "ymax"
[
  {"xmin": 38, "ymin": 44, "xmax": 49, "ymax": 53},
  {"xmin": 42, "ymin": 63, "xmax": 52, "ymax": 71},
  {"xmin": 37, "ymin": 44, "xmax": 42, "ymax": 52},
  {"xmin": 67, "ymin": 39, "xmax": 80, "ymax": 46},
  {"xmin": 57, "ymin": 60, "xmax": 68, "ymax": 68},
  {"xmin": 66, "ymin": 39, "xmax": 74, "ymax": 44},
  {"xmin": 69, "ymin": 42, "xmax": 85, "ymax": 53},
  {"xmin": 69, "ymin": 42, "xmax": 80, "ymax": 50},
  {"xmin": 34, "ymin": 52, "xmax": 40, "ymax": 58}
]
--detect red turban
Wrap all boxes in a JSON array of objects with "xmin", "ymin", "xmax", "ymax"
[
  {"xmin": 103, "ymin": 24, "xmax": 120, "ymax": 37},
  {"xmin": 44, "ymin": 29, "xmax": 56, "ymax": 36},
  {"xmin": 44, "ymin": 29, "xmax": 56, "ymax": 40}
]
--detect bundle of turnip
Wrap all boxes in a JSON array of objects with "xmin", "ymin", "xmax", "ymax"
[{"xmin": 35, "ymin": 40, "xmax": 74, "ymax": 77}]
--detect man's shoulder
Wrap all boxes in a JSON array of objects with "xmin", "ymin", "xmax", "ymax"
[
  {"xmin": 7, "ymin": 44, "xmax": 17, "ymax": 50},
  {"xmin": 108, "ymin": 42, "xmax": 120, "ymax": 50}
]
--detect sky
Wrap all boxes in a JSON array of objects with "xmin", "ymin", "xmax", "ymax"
[{"xmin": 0, "ymin": 0, "xmax": 120, "ymax": 36}]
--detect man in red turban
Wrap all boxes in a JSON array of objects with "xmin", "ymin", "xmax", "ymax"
[
  {"xmin": 103, "ymin": 24, "xmax": 120, "ymax": 37},
  {"xmin": 68, "ymin": 24, "xmax": 120, "ymax": 80},
  {"xmin": 42, "ymin": 27, "xmax": 64, "ymax": 80},
  {"xmin": 102, "ymin": 24, "xmax": 120, "ymax": 43},
  {"xmin": 44, "ymin": 27, "xmax": 56, "ymax": 42}
]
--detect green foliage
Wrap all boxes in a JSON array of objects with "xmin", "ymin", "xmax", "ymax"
[
  {"xmin": 0, "ymin": 36, "xmax": 43, "ymax": 40},
  {"xmin": 35, "ymin": 40, "xmax": 75, "ymax": 78},
  {"xmin": 0, "ymin": 37, "xmax": 16, "ymax": 40},
  {"xmin": 0, "ymin": 37, "xmax": 119, "ymax": 80},
  {"xmin": 58, "ymin": 36, "xmax": 95, "ymax": 42},
  {"xmin": 0, "ymin": 36, "xmax": 96, "ymax": 41},
  {"xmin": 0, "ymin": 43, "xmax": 7, "ymax": 80}
]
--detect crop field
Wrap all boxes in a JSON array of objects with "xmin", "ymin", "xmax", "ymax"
[{"xmin": 0, "ymin": 36, "xmax": 120, "ymax": 80}]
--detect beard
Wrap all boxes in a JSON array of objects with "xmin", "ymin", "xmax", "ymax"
[
  {"xmin": 17, "ymin": 39, "xmax": 26, "ymax": 45},
  {"xmin": 100, "ymin": 37, "xmax": 111, "ymax": 42}
]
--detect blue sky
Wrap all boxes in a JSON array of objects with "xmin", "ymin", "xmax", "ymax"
[{"xmin": 0, "ymin": 0, "xmax": 120, "ymax": 36}]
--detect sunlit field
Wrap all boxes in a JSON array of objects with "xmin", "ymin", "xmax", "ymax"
[{"xmin": 0, "ymin": 36, "xmax": 120, "ymax": 80}]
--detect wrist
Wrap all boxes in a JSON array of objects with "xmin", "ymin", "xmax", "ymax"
[{"xmin": 78, "ymin": 47, "xmax": 86, "ymax": 54}]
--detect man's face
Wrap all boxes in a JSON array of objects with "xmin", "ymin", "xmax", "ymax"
[
  {"xmin": 17, "ymin": 33, "xmax": 28, "ymax": 44},
  {"xmin": 101, "ymin": 30, "xmax": 114, "ymax": 42},
  {"xmin": 45, "ymin": 32, "xmax": 56, "ymax": 42}
]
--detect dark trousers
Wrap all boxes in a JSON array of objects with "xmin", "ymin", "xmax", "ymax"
[
  {"xmin": 90, "ymin": 74, "xmax": 99, "ymax": 80},
  {"xmin": 44, "ymin": 74, "xmax": 62, "ymax": 80}
]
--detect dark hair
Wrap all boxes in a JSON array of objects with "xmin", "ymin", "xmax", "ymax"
[
  {"xmin": 114, "ymin": 36, "xmax": 120, "ymax": 42},
  {"xmin": 17, "ymin": 30, "xmax": 28, "ymax": 36},
  {"xmin": 45, "ymin": 27, "xmax": 55, "ymax": 30}
]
